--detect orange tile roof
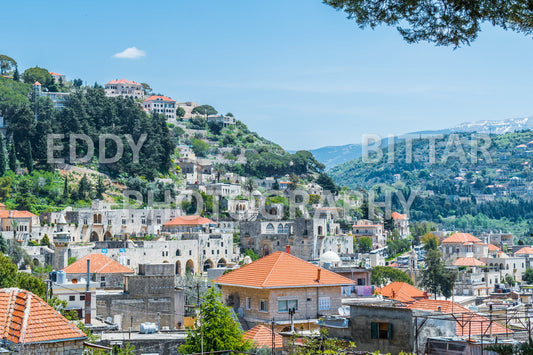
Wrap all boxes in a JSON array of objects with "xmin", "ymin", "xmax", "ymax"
[
  {"xmin": 0, "ymin": 288, "xmax": 86, "ymax": 345},
  {"xmin": 62, "ymin": 253, "xmax": 134, "ymax": 274},
  {"xmin": 144, "ymin": 95, "xmax": 175, "ymax": 102},
  {"xmin": 49, "ymin": 72, "xmax": 63, "ymax": 76},
  {"xmin": 453, "ymin": 257, "xmax": 486, "ymax": 267},
  {"xmin": 244, "ymin": 325, "xmax": 283, "ymax": 349},
  {"xmin": 376, "ymin": 282, "xmax": 427, "ymax": 304},
  {"xmin": 214, "ymin": 252, "xmax": 355, "ymax": 289},
  {"xmin": 488, "ymin": 244, "xmax": 500, "ymax": 252},
  {"xmin": 391, "ymin": 212, "xmax": 407, "ymax": 220},
  {"xmin": 0, "ymin": 210, "xmax": 37, "ymax": 218},
  {"xmin": 442, "ymin": 233, "xmax": 481, "ymax": 244},
  {"xmin": 33, "ymin": 81, "xmax": 41, "ymax": 86},
  {"xmin": 164, "ymin": 215, "xmax": 215, "ymax": 227},
  {"xmin": 106, "ymin": 78, "xmax": 141, "ymax": 85},
  {"xmin": 515, "ymin": 247, "xmax": 533, "ymax": 255},
  {"xmin": 407, "ymin": 299, "xmax": 511, "ymax": 336}
]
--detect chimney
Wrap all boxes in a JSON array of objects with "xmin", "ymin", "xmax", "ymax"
[
  {"xmin": 286, "ymin": 245, "xmax": 291, "ymax": 254},
  {"xmin": 316, "ymin": 269, "xmax": 321, "ymax": 282}
]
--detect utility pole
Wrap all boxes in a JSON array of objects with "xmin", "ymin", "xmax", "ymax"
[
  {"xmin": 197, "ymin": 282, "xmax": 203, "ymax": 354},
  {"xmin": 44, "ymin": 279, "xmax": 52, "ymax": 302},
  {"xmin": 289, "ymin": 308, "xmax": 296, "ymax": 333},
  {"xmin": 271, "ymin": 318, "xmax": 275, "ymax": 355}
]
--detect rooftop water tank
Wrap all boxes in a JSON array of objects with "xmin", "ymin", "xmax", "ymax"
[
  {"xmin": 140, "ymin": 322, "xmax": 158, "ymax": 334},
  {"xmin": 56, "ymin": 270, "xmax": 66, "ymax": 284}
]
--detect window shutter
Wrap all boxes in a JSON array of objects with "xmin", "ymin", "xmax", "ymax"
[
  {"xmin": 371, "ymin": 322, "xmax": 378, "ymax": 339},
  {"xmin": 388, "ymin": 323, "xmax": 393, "ymax": 340}
]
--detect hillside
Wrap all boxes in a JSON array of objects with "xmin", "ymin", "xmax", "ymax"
[{"xmin": 329, "ymin": 130, "xmax": 533, "ymax": 237}]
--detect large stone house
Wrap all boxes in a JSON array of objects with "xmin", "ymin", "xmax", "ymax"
[
  {"xmin": 62, "ymin": 253, "xmax": 135, "ymax": 288},
  {"xmin": 104, "ymin": 79, "xmax": 144, "ymax": 99},
  {"xmin": 214, "ymin": 251, "xmax": 355, "ymax": 330},
  {"xmin": 0, "ymin": 288, "xmax": 87, "ymax": 354},
  {"xmin": 143, "ymin": 95, "xmax": 176, "ymax": 120}
]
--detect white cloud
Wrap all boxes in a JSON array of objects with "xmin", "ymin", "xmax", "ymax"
[{"xmin": 112, "ymin": 47, "xmax": 146, "ymax": 59}]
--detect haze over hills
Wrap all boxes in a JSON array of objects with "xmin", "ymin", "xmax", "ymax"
[{"xmin": 307, "ymin": 117, "xmax": 533, "ymax": 170}]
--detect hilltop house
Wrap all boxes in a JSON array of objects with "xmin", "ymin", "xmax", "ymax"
[
  {"xmin": 391, "ymin": 212, "xmax": 409, "ymax": 238},
  {"xmin": 104, "ymin": 79, "xmax": 144, "ymax": 99},
  {"xmin": 143, "ymin": 95, "xmax": 176, "ymax": 120},
  {"xmin": 0, "ymin": 288, "xmax": 87, "ymax": 354},
  {"xmin": 214, "ymin": 251, "xmax": 355, "ymax": 330}
]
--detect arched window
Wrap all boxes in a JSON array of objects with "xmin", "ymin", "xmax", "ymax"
[
  {"xmin": 266, "ymin": 223, "xmax": 274, "ymax": 233},
  {"xmin": 284, "ymin": 224, "xmax": 290, "ymax": 234},
  {"xmin": 277, "ymin": 224, "xmax": 284, "ymax": 234},
  {"xmin": 176, "ymin": 249, "xmax": 181, "ymax": 256}
]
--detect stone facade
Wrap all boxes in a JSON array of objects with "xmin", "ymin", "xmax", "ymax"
[{"xmin": 8, "ymin": 339, "xmax": 85, "ymax": 354}]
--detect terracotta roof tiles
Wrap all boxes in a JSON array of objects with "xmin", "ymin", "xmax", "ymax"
[
  {"xmin": 164, "ymin": 215, "xmax": 215, "ymax": 227},
  {"xmin": 0, "ymin": 288, "xmax": 86, "ymax": 345},
  {"xmin": 106, "ymin": 79, "xmax": 141, "ymax": 85},
  {"xmin": 391, "ymin": 212, "xmax": 407, "ymax": 220},
  {"xmin": 62, "ymin": 253, "xmax": 134, "ymax": 274},
  {"xmin": 244, "ymin": 325, "xmax": 283, "ymax": 349},
  {"xmin": 214, "ymin": 252, "xmax": 355, "ymax": 289},
  {"xmin": 144, "ymin": 95, "xmax": 175, "ymax": 102},
  {"xmin": 515, "ymin": 247, "xmax": 533, "ymax": 255},
  {"xmin": 442, "ymin": 233, "xmax": 481, "ymax": 244},
  {"xmin": 453, "ymin": 257, "xmax": 486, "ymax": 267},
  {"xmin": 0, "ymin": 210, "xmax": 37, "ymax": 218},
  {"xmin": 376, "ymin": 282, "xmax": 427, "ymax": 304}
]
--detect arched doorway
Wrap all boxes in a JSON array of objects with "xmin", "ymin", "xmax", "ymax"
[
  {"xmin": 175, "ymin": 260, "xmax": 182, "ymax": 275},
  {"xmin": 104, "ymin": 231, "xmax": 113, "ymax": 241},
  {"xmin": 217, "ymin": 258, "xmax": 227, "ymax": 268},
  {"xmin": 203, "ymin": 259, "xmax": 214, "ymax": 271},
  {"xmin": 186, "ymin": 260, "xmax": 194, "ymax": 274},
  {"xmin": 90, "ymin": 231, "xmax": 99, "ymax": 242}
]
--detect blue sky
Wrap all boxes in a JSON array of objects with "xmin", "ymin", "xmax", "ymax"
[{"xmin": 2, "ymin": 0, "xmax": 533, "ymax": 150}]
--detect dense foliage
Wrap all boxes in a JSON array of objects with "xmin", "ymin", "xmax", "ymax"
[{"xmin": 371, "ymin": 266, "xmax": 413, "ymax": 286}]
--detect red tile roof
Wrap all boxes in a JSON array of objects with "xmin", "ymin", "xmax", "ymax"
[
  {"xmin": 33, "ymin": 81, "xmax": 41, "ymax": 86},
  {"xmin": 391, "ymin": 212, "xmax": 407, "ymax": 220},
  {"xmin": 62, "ymin": 253, "xmax": 134, "ymax": 274},
  {"xmin": 214, "ymin": 252, "xmax": 355, "ymax": 289},
  {"xmin": 106, "ymin": 79, "xmax": 140, "ymax": 85},
  {"xmin": 442, "ymin": 233, "xmax": 481, "ymax": 244},
  {"xmin": 487, "ymin": 244, "xmax": 500, "ymax": 252},
  {"xmin": 376, "ymin": 282, "xmax": 427, "ymax": 304},
  {"xmin": 164, "ymin": 215, "xmax": 215, "ymax": 227},
  {"xmin": 453, "ymin": 257, "xmax": 486, "ymax": 267},
  {"xmin": 0, "ymin": 210, "xmax": 37, "ymax": 218},
  {"xmin": 244, "ymin": 325, "xmax": 283, "ymax": 349},
  {"xmin": 407, "ymin": 299, "xmax": 511, "ymax": 336},
  {"xmin": 49, "ymin": 72, "xmax": 63, "ymax": 76},
  {"xmin": 0, "ymin": 288, "xmax": 86, "ymax": 345},
  {"xmin": 515, "ymin": 247, "xmax": 533, "ymax": 255},
  {"xmin": 144, "ymin": 95, "xmax": 175, "ymax": 102}
]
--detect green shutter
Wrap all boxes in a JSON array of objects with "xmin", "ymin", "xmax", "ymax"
[
  {"xmin": 388, "ymin": 323, "xmax": 393, "ymax": 340},
  {"xmin": 371, "ymin": 322, "xmax": 378, "ymax": 339}
]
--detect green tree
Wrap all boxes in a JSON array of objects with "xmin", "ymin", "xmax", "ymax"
[
  {"xmin": 421, "ymin": 232, "xmax": 439, "ymax": 251},
  {"xmin": 178, "ymin": 288, "xmax": 252, "ymax": 354},
  {"xmin": 324, "ymin": 0, "xmax": 533, "ymax": 47},
  {"xmin": 0, "ymin": 234, "xmax": 7, "ymax": 253},
  {"xmin": 371, "ymin": 266, "xmax": 413, "ymax": 286},
  {"xmin": 22, "ymin": 66, "xmax": 52, "ymax": 86},
  {"xmin": 420, "ymin": 249, "xmax": 456, "ymax": 299},
  {"xmin": 192, "ymin": 104, "xmax": 217, "ymax": 118},
  {"xmin": 0, "ymin": 134, "xmax": 6, "ymax": 176},
  {"xmin": 316, "ymin": 173, "xmax": 338, "ymax": 194},
  {"xmin": 0, "ymin": 254, "xmax": 18, "ymax": 289},
  {"xmin": 207, "ymin": 121, "xmax": 223, "ymax": 135},
  {"xmin": 95, "ymin": 175, "xmax": 106, "ymax": 200},
  {"xmin": 25, "ymin": 140, "xmax": 33, "ymax": 173},
  {"xmin": 176, "ymin": 106, "xmax": 186, "ymax": 118},
  {"xmin": 191, "ymin": 138, "xmax": 210, "ymax": 157},
  {"xmin": 0, "ymin": 55, "xmax": 17, "ymax": 75},
  {"xmin": 243, "ymin": 249, "xmax": 260, "ymax": 261},
  {"xmin": 190, "ymin": 116, "xmax": 207, "ymax": 130},
  {"xmin": 357, "ymin": 236, "xmax": 373, "ymax": 252},
  {"xmin": 12, "ymin": 67, "xmax": 20, "ymax": 82},
  {"xmin": 8, "ymin": 142, "xmax": 16, "ymax": 172},
  {"xmin": 40, "ymin": 234, "xmax": 51, "ymax": 247},
  {"xmin": 16, "ymin": 272, "xmax": 46, "ymax": 299},
  {"xmin": 14, "ymin": 177, "xmax": 36, "ymax": 211},
  {"xmin": 523, "ymin": 268, "xmax": 533, "ymax": 284},
  {"xmin": 242, "ymin": 178, "xmax": 256, "ymax": 198},
  {"xmin": 77, "ymin": 174, "xmax": 91, "ymax": 201}
]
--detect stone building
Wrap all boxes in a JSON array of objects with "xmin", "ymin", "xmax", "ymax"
[
  {"xmin": 143, "ymin": 95, "xmax": 176, "ymax": 120},
  {"xmin": 0, "ymin": 288, "xmax": 87, "ymax": 354},
  {"xmin": 240, "ymin": 218, "xmax": 352, "ymax": 261},
  {"xmin": 62, "ymin": 253, "xmax": 135, "ymax": 288},
  {"xmin": 96, "ymin": 263, "xmax": 185, "ymax": 331},
  {"xmin": 104, "ymin": 79, "xmax": 144, "ymax": 99},
  {"xmin": 214, "ymin": 251, "xmax": 355, "ymax": 330}
]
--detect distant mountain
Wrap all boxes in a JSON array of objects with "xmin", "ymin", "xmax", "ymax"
[{"xmin": 307, "ymin": 117, "xmax": 533, "ymax": 170}]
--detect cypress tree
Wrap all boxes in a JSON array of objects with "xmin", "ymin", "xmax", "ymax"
[
  {"xmin": 0, "ymin": 135, "xmax": 6, "ymax": 176},
  {"xmin": 8, "ymin": 142, "xmax": 16, "ymax": 172},
  {"xmin": 13, "ymin": 67, "xmax": 19, "ymax": 82},
  {"xmin": 25, "ymin": 141, "xmax": 33, "ymax": 173}
]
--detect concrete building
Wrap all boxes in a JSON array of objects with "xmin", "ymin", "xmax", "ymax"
[
  {"xmin": 51, "ymin": 278, "xmax": 97, "ymax": 323},
  {"xmin": 143, "ymin": 95, "xmax": 176, "ymax": 120},
  {"xmin": 0, "ymin": 288, "xmax": 87, "ymax": 354},
  {"xmin": 206, "ymin": 114, "xmax": 236, "ymax": 127},
  {"xmin": 214, "ymin": 251, "xmax": 355, "ymax": 330},
  {"xmin": 96, "ymin": 263, "xmax": 185, "ymax": 331},
  {"xmin": 104, "ymin": 79, "xmax": 144, "ymax": 99},
  {"xmin": 352, "ymin": 220, "xmax": 386, "ymax": 249}
]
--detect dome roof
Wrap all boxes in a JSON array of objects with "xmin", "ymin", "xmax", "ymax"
[{"xmin": 320, "ymin": 251, "xmax": 341, "ymax": 264}]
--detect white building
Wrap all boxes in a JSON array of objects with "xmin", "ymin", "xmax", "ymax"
[
  {"xmin": 105, "ymin": 79, "xmax": 144, "ymax": 99},
  {"xmin": 143, "ymin": 95, "xmax": 176, "ymax": 120}
]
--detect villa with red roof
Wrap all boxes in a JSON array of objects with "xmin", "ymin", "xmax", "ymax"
[
  {"xmin": 62, "ymin": 253, "xmax": 134, "ymax": 288},
  {"xmin": 0, "ymin": 210, "xmax": 39, "ymax": 240},
  {"xmin": 105, "ymin": 78, "xmax": 144, "ymax": 99},
  {"xmin": 162, "ymin": 215, "xmax": 215, "ymax": 234},
  {"xmin": 390, "ymin": 212, "xmax": 409, "ymax": 238},
  {"xmin": 143, "ymin": 95, "xmax": 176, "ymax": 120},
  {"xmin": 0, "ymin": 288, "xmax": 87, "ymax": 354},
  {"xmin": 214, "ymin": 251, "xmax": 355, "ymax": 330},
  {"xmin": 440, "ymin": 233, "xmax": 490, "ymax": 261},
  {"xmin": 49, "ymin": 71, "xmax": 66, "ymax": 83}
]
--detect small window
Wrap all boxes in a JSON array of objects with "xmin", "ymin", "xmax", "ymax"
[
  {"xmin": 318, "ymin": 297, "xmax": 330, "ymax": 311},
  {"xmin": 371, "ymin": 322, "xmax": 393, "ymax": 340},
  {"xmin": 260, "ymin": 300, "xmax": 268, "ymax": 312},
  {"xmin": 246, "ymin": 297, "xmax": 251, "ymax": 310},
  {"xmin": 278, "ymin": 299, "xmax": 298, "ymax": 312},
  {"xmin": 80, "ymin": 295, "xmax": 85, "ymax": 301},
  {"xmin": 69, "ymin": 295, "xmax": 75, "ymax": 301}
]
